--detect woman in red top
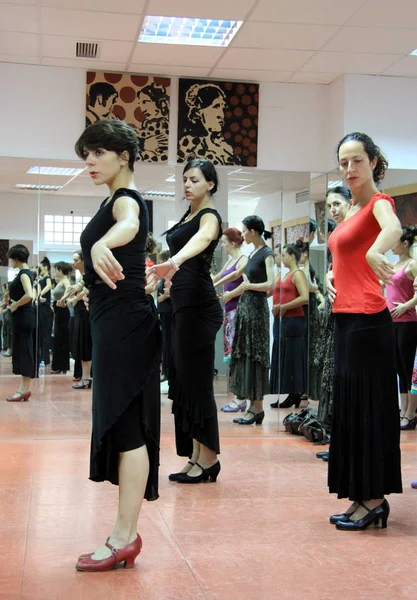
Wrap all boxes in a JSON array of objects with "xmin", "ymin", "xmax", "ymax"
[
  {"xmin": 273, "ymin": 244, "xmax": 308, "ymax": 409},
  {"xmin": 326, "ymin": 132, "xmax": 403, "ymax": 531}
]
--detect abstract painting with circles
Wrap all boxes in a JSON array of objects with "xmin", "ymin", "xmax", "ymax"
[
  {"xmin": 177, "ymin": 78, "xmax": 259, "ymax": 167},
  {"xmin": 86, "ymin": 72, "xmax": 171, "ymax": 163}
]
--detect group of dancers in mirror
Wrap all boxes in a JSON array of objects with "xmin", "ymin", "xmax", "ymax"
[{"xmin": 1, "ymin": 119, "xmax": 416, "ymax": 572}]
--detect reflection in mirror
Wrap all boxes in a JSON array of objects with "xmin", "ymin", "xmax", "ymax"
[
  {"xmin": 274, "ymin": 172, "xmax": 311, "ymax": 434},
  {"xmin": 0, "ymin": 159, "xmax": 40, "ymax": 402}
]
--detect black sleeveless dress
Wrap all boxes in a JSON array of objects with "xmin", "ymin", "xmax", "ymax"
[
  {"xmin": 80, "ymin": 188, "xmax": 161, "ymax": 500},
  {"xmin": 9, "ymin": 269, "xmax": 35, "ymax": 378},
  {"xmin": 38, "ymin": 275, "xmax": 53, "ymax": 365},
  {"xmin": 167, "ymin": 208, "xmax": 223, "ymax": 457}
]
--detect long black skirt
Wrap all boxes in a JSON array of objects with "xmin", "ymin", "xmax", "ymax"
[
  {"xmin": 38, "ymin": 303, "xmax": 53, "ymax": 365},
  {"xmin": 73, "ymin": 302, "xmax": 92, "ymax": 362},
  {"xmin": 279, "ymin": 316, "xmax": 307, "ymax": 394},
  {"xmin": 160, "ymin": 311, "xmax": 173, "ymax": 380},
  {"xmin": 230, "ymin": 291, "xmax": 271, "ymax": 401},
  {"xmin": 12, "ymin": 308, "xmax": 35, "ymax": 378},
  {"xmin": 394, "ymin": 321, "xmax": 417, "ymax": 393},
  {"xmin": 269, "ymin": 316, "xmax": 280, "ymax": 394},
  {"xmin": 88, "ymin": 283, "xmax": 161, "ymax": 500},
  {"xmin": 328, "ymin": 309, "xmax": 402, "ymax": 501},
  {"xmin": 170, "ymin": 300, "xmax": 223, "ymax": 457},
  {"xmin": 51, "ymin": 303, "xmax": 70, "ymax": 372}
]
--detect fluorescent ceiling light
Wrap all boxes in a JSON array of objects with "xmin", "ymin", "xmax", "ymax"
[
  {"xmin": 15, "ymin": 184, "xmax": 62, "ymax": 191},
  {"xmin": 27, "ymin": 166, "xmax": 84, "ymax": 176},
  {"xmin": 139, "ymin": 16, "xmax": 243, "ymax": 47},
  {"xmin": 165, "ymin": 175, "xmax": 176, "ymax": 182},
  {"xmin": 144, "ymin": 190, "xmax": 176, "ymax": 197},
  {"xmin": 328, "ymin": 180, "xmax": 343, "ymax": 188},
  {"xmin": 409, "ymin": 49, "xmax": 417, "ymax": 55}
]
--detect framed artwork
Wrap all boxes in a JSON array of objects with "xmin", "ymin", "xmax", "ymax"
[
  {"xmin": 392, "ymin": 192, "xmax": 417, "ymax": 227},
  {"xmin": 86, "ymin": 72, "xmax": 171, "ymax": 163},
  {"xmin": 270, "ymin": 219, "xmax": 282, "ymax": 250},
  {"xmin": 0, "ymin": 239, "xmax": 9, "ymax": 266},
  {"xmin": 177, "ymin": 78, "xmax": 259, "ymax": 166},
  {"xmin": 284, "ymin": 219, "xmax": 309, "ymax": 245},
  {"xmin": 315, "ymin": 201, "xmax": 326, "ymax": 244}
]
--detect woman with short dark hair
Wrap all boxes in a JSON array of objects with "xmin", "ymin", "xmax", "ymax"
[
  {"xmin": 73, "ymin": 118, "xmax": 161, "ymax": 571},
  {"xmin": 5, "ymin": 244, "xmax": 35, "ymax": 401},
  {"xmin": 37, "ymin": 257, "xmax": 53, "ymax": 366}
]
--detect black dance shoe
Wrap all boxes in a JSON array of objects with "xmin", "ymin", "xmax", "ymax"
[
  {"xmin": 72, "ymin": 378, "xmax": 92, "ymax": 389},
  {"xmin": 270, "ymin": 400, "xmax": 278, "ymax": 408},
  {"xmin": 335, "ymin": 500, "xmax": 390, "ymax": 531},
  {"xmin": 316, "ymin": 451, "xmax": 328, "ymax": 459},
  {"xmin": 233, "ymin": 410, "xmax": 265, "ymax": 425},
  {"xmin": 176, "ymin": 461, "xmax": 220, "ymax": 484},
  {"xmin": 279, "ymin": 394, "xmax": 301, "ymax": 409},
  {"xmin": 169, "ymin": 461, "xmax": 195, "ymax": 482}
]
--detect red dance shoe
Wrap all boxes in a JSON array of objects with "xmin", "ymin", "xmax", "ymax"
[
  {"xmin": 6, "ymin": 391, "xmax": 31, "ymax": 402},
  {"xmin": 76, "ymin": 534, "xmax": 142, "ymax": 572}
]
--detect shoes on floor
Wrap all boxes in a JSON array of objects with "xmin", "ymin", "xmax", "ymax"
[
  {"xmin": 76, "ymin": 534, "xmax": 142, "ymax": 572},
  {"xmin": 176, "ymin": 461, "xmax": 221, "ymax": 484},
  {"xmin": 72, "ymin": 379, "xmax": 92, "ymax": 389},
  {"xmin": 335, "ymin": 499, "xmax": 390, "ymax": 531},
  {"xmin": 6, "ymin": 391, "xmax": 31, "ymax": 402},
  {"xmin": 279, "ymin": 394, "xmax": 301, "ymax": 409},
  {"xmin": 169, "ymin": 461, "xmax": 195, "ymax": 482},
  {"xmin": 233, "ymin": 410, "xmax": 264, "ymax": 425},
  {"xmin": 400, "ymin": 417, "xmax": 417, "ymax": 430},
  {"xmin": 221, "ymin": 400, "xmax": 246, "ymax": 412},
  {"xmin": 411, "ymin": 481, "xmax": 417, "ymax": 489}
]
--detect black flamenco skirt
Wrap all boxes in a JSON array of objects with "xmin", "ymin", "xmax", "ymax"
[
  {"xmin": 88, "ymin": 282, "xmax": 161, "ymax": 500},
  {"xmin": 230, "ymin": 291, "xmax": 271, "ymax": 401},
  {"xmin": 12, "ymin": 308, "xmax": 35, "ymax": 378},
  {"xmin": 328, "ymin": 309, "xmax": 402, "ymax": 501},
  {"xmin": 51, "ymin": 303, "xmax": 70, "ymax": 372},
  {"xmin": 169, "ymin": 299, "xmax": 223, "ymax": 457},
  {"xmin": 269, "ymin": 317, "xmax": 280, "ymax": 394},
  {"xmin": 279, "ymin": 316, "xmax": 307, "ymax": 394},
  {"xmin": 73, "ymin": 302, "xmax": 92, "ymax": 362}
]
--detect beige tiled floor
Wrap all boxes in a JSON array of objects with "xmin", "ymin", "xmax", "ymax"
[{"xmin": 0, "ymin": 360, "xmax": 416, "ymax": 600}]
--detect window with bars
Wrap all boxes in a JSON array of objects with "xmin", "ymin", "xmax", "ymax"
[{"xmin": 44, "ymin": 215, "xmax": 91, "ymax": 246}]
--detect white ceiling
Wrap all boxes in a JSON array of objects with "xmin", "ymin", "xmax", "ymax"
[{"xmin": 1, "ymin": 0, "xmax": 417, "ymax": 84}]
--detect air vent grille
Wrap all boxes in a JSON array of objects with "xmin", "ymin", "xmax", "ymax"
[
  {"xmin": 76, "ymin": 42, "xmax": 99, "ymax": 59},
  {"xmin": 295, "ymin": 189, "xmax": 310, "ymax": 204}
]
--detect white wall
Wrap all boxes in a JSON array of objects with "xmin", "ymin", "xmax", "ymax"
[
  {"xmin": 343, "ymin": 75, "xmax": 417, "ymax": 170},
  {"xmin": 0, "ymin": 63, "xmax": 333, "ymax": 172}
]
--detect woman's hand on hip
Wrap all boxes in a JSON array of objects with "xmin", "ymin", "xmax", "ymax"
[
  {"xmin": 326, "ymin": 269, "xmax": 337, "ymax": 303},
  {"xmin": 91, "ymin": 241, "xmax": 124, "ymax": 289},
  {"xmin": 390, "ymin": 302, "xmax": 408, "ymax": 319},
  {"xmin": 366, "ymin": 250, "xmax": 394, "ymax": 284}
]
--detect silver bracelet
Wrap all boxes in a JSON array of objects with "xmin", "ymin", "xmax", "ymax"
[{"xmin": 168, "ymin": 257, "xmax": 180, "ymax": 271}]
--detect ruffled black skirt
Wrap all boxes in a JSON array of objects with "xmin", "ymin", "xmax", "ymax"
[
  {"xmin": 328, "ymin": 309, "xmax": 402, "ymax": 500},
  {"xmin": 169, "ymin": 299, "xmax": 223, "ymax": 457},
  {"xmin": 73, "ymin": 302, "xmax": 92, "ymax": 362},
  {"xmin": 88, "ymin": 282, "xmax": 161, "ymax": 500}
]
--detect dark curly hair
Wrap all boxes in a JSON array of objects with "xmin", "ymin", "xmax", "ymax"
[
  {"xmin": 75, "ymin": 119, "xmax": 140, "ymax": 171},
  {"xmin": 284, "ymin": 244, "xmax": 301, "ymax": 263},
  {"xmin": 137, "ymin": 83, "xmax": 170, "ymax": 118},
  {"xmin": 337, "ymin": 132, "xmax": 388, "ymax": 185},
  {"xmin": 326, "ymin": 186, "xmax": 352, "ymax": 201}
]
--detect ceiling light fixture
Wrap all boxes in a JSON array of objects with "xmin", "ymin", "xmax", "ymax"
[
  {"xmin": 409, "ymin": 49, "xmax": 417, "ymax": 55},
  {"xmin": 143, "ymin": 190, "xmax": 176, "ymax": 197},
  {"xmin": 15, "ymin": 184, "xmax": 62, "ymax": 191},
  {"xmin": 165, "ymin": 175, "xmax": 176, "ymax": 182},
  {"xmin": 27, "ymin": 166, "xmax": 84, "ymax": 176},
  {"xmin": 139, "ymin": 16, "xmax": 243, "ymax": 47},
  {"xmin": 327, "ymin": 180, "xmax": 344, "ymax": 188}
]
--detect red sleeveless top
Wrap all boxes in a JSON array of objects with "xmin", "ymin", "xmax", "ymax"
[
  {"xmin": 328, "ymin": 193, "xmax": 395, "ymax": 314},
  {"xmin": 280, "ymin": 272, "xmax": 304, "ymax": 317}
]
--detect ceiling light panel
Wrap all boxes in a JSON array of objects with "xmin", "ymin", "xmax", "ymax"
[
  {"xmin": 15, "ymin": 184, "xmax": 62, "ymax": 191},
  {"xmin": 139, "ymin": 16, "xmax": 243, "ymax": 47},
  {"xmin": 27, "ymin": 166, "xmax": 84, "ymax": 176}
]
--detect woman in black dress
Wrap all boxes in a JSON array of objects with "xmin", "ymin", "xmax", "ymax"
[
  {"xmin": 6, "ymin": 244, "xmax": 35, "ymax": 402},
  {"xmin": 68, "ymin": 250, "xmax": 92, "ymax": 389},
  {"xmin": 37, "ymin": 257, "xmax": 53, "ymax": 366},
  {"xmin": 224, "ymin": 216, "xmax": 275, "ymax": 425},
  {"xmin": 150, "ymin": 158, "xmax": 223, "ymax": 484},
  {"xmin": 156, "ymin": 250, "xmax": 173, "ymax": 384},
  {"xmin": 51, "ymin": 262, "xmax": 72, "ymax": 374},
  {"xmin": 73, "ymin": 119, "xmax": 160, "ymax": 571}
]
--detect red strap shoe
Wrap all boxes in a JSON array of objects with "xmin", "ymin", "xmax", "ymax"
[
  {"xmin": 76, "ymin": 534, "xmax": 142, "ymax": 572},
  {"xmin": 6, "ymin": 391, "xmax": 31, "ymax": 402}
]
